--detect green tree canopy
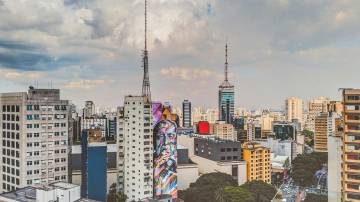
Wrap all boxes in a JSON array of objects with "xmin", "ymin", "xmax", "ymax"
[
  {"xmin": 107, "ymin": 183, "xmax": 127, "ymax": 202},
  {"xmin": 179, "ymin": 172, "xmax": 237, "ymax": 202},
  {"xmin": 291, "ymin": 152, "xmax": 327, "ymax": 187},
  {"xmin": 240, "ymin": 180, "xmax": 277, "ymax": 202},
  {"xmin": 222, "ymin": 186, "xmax": 255, "ymax": 202}
]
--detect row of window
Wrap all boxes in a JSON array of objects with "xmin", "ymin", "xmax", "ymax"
[
  {"xmin": 26, "ymin": 114, "xmax": 67, "ymax": 121},
  {"xmin": 26, "ymin": 105, "xmax": 67, "ymax": 111},
  {"xmin": 2, "ymin": 114, "xmax": 20, "ymax": 122},
  {"xmin": 2, "ymin": 140, "xmax": 20, "ymax": 149},
  {"xmin": 2, "ymin": 132, "xmax": 20, "ymax": 139},
  {"xmin": 2, "ymin": 105, "xmax": 20, "ymax": 113},
  {"xmin": 3, "ymin": 149, "xmax": 20, "ymax": 158},
  {"xmin": 2, "ymin": 157, "xmax": 20, "ymax": 167},
  {"xmin": 2, "ymin": 123, "xmax": 20, "ymax": 131},
  {"xmin": 2, "ymin": 174, "xmax": 20, "ymax": 185}
]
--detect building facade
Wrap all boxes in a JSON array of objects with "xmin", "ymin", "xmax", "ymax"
[
  {"xmin": 210, "ymin": 121, "xmax": 236, "ymax": 141},
  {"xmin": 342, "ymin": 89, "xmax": 360, "ymax": 201},
  {"xmin": 0, "ymin": 87, "xmax": 70, "ymax": 193},
  {"xmin": 182, "ymin": 100, "xmax": 191, "ymax": 128},
  {"xmin": 117, "ymin": 96, "xmax": 153, "ymax": 201},
  {"xmin": 83, "ymin": 101, "xmax": 95, "ymax": 118},
  {"xmin": 285, "ymin": 97, "xmax": 303, "ymax": 126},
  {"xmin": 242, "ymin": 142, "xmax": 271, "ymax": 183},
  {"xmin": 306, "ymin": 97, "xmax": 330, "ymax": 132}
]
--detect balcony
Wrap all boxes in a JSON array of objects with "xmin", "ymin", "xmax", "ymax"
[{"xmin": 345, "ymin": 166, "xmax": 360, "ymax": 173}]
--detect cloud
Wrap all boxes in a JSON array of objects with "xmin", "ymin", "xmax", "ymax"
[
  {"xmin": 64, "ymin": 79, "xmax": 113, "ymax": 90},
  {"xmin": 160, "ymin": 67, "xmax": 220, "ymax": 81},
  {"xmin": 0, "ymin": 69, "xmax": 44, "ymax": 80}
]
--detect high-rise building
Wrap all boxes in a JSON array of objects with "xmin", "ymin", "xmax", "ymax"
[
  {"xmin": 0, "ymin": 87, "xmax": 70, "ymax": 193},
  {"xmin": 328, "ymin": 114, "xmax": 343, "ymax": 202},
  {"xmin": 81, "ymin": 128, "xmax": 107, "ymax": 202},
  {"xmin": 342, "ymin": 89, "xmax": 360, "ymax": 201},
  {"xmin": 83, "ymin": 101, "xmax": 95, "ymax": 118},
  {"xmin": 219, "ymin": 43, "xmax": 235, "ymax": 124},
  {"xmin": 117, "ymin": 96, "xmax": 153, "ymax": 201},
  {"xmin": 285, "ymin": 97, "xmax": 303, "ymax": 126},
  {"xmin": 242, "ymin": 142, "xmax": 271, "ymax": 183},
  {"xmin": 182, "ymin": 100, "xmax": 191, "ymax": 128},
  {"xmin": 306, "ymin": 97, "xmax": 330, "ymax": 132},
  {"xmin": 314, "ymin": 112, "xmax": 341, "ymax": 153},
  {"xmin": 272, "ymin": 121, "xmax": 298, "ymax": 141}
]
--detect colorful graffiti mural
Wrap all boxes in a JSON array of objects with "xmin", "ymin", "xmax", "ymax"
[{"xmin": 153, "ymin": 103, "xmax": 178, "ymax": 199}]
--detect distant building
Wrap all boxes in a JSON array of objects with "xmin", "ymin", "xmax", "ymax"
[
  {"xmin": 219, "ymin": 43, "xmax": 235, "ymax": 124},
  {"xmin": 83, "ymin": 101, "xmax": 95, "ymax": 118},
  {"xmin": 182, "ymin": 100, "xmax": 192, "ymax": 128},
  {"xmin": 242, "ymin": 142, "xmax": 271, "ymax": 183},
  {"xmin": 210, "ymin": 121, "xmax": 237, "ymax": 141},
  {"xmin": 314, "ymin": 112, "xmax": 341, "ymax": 152},
  {"xmin": 285, "ymin": 97, "xmax": 303, "ymax": 127},
  {"xmin": 0, "ymin": 182, "xmax": 98, "ymax": 202},
  {"xmin": 0, "ymin": 87, "xmax": 70, "ymax": 193},
  {"xmin": 272, "ymin": 121, "xmax": 298, "ymax": 141},
  {"xmin": 306, "ymin": 97, "xmax": 330, "ymax": 132},
  {"xmin": 107, "ymin": 117, "xmax": 117, "ymax": 141},
  {"xmin": 81, "ymin": 116, "xmax": 107, "ymax": 138},
  {"xmin": 81, "ymin": 129, "xmax": 107, "ymax": 202},
  {"xmin": 246, "ymin": 120, "xmax": 261, "ymax": 141},
  {"xmin": 255, "ymin": 137, "xmax": 297, "ymax": 164}
]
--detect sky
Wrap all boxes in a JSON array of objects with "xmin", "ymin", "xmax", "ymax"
[{"xmin": 0, "ymin": 0, "xmax": 360, "ymax": 110}]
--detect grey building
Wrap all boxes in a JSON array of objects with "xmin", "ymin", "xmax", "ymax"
[
  {"xmin": 182, "ymin": 100, "xmax": 192, "ymax": 128},
  {"xmin": 194, "ymin": 137, "xmax": 242, "ymax": 162}
]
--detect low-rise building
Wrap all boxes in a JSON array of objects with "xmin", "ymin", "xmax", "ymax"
[
  {"xmin": 242, "ymin": 142, "xmax": 271, "ymax": 183},
  {"xmin": 0, "ymin": 182, "xmax": 98, "ymax": 202},
  {"xmin": 255, "ymin": 137, "xmax": 297, "ymax": 164}
]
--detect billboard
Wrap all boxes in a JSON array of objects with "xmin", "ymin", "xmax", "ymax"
[
  {"xmin": 153, "ymin": 103, "xmax": 178, "ymax": 199},
  {"xmin": 198, "ymin": 121, "xmax": 210, "ymax": 135}
]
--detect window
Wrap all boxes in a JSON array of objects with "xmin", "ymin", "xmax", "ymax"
[
  {"xmin": 34, "ymin": 105, "xmax": 40, "ymax": 110},
  {"xmin": 26, "ymin": 105, "xmax": 32, "ymax": 111},
  {"xmin": 26, "ymin": 115, "xmax": 33, "ymax": 120}
]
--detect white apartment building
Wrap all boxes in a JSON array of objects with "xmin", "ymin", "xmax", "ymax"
[
  {"xmin": 0, "ymin": 87, "xmax": 70, "ymax": 193},
  {"xmin": 117, "ymin": 96, "xmax": 153, "ymax": 201},
  {"xmin": 255, "ymin": 137, "xmax": 297, "ymax": 164}
]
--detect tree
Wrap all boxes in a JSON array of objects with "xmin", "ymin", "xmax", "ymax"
[
  {"xmin": 222, "ymin": 186, "xmax": 255, "ymax": 202},
  {"xmin": 291, "ymin": 152, "xmax": 327, "ymax": 187},
  {"xmin": 240, "ymin": 180, "xmax": 277, "ymax": 202},
  {"xmin": 304, "ymin": 193, "xmax": 327, "ymax": 202},
  {"xmin": 180, "ymin": 172, "xmax": 237, "ymax": 202},
  {"xmin": 302, "ymin": 130, "xmax": 314, "ymax": 147},
  {"xmin": 107, "ymin": 183, "xmax": 127, "ymax": 202}
]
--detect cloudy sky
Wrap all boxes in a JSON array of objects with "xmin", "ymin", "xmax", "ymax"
[{"xmin": 0, "ymin": 0, "xmax": 360, "ymax": 109}]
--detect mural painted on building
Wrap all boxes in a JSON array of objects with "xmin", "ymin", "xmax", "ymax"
[{"xmin": 153, "ymin": 102, "xmax": 178, "ymax": 198}]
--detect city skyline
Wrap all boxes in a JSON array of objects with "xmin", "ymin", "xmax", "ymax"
[{"xmin": 1, "ymin": 1, "xmax": 359, "ymax": 109}]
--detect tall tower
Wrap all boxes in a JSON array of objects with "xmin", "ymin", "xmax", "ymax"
[
  {"xmin": 218, "ymin": 42, "xmax": 235, "ymax": 124},
  {"xmin": 142, "ymin": 0, "xmax": 151, "ymax": 101}
]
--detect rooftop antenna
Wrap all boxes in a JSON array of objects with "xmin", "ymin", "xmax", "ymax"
[
  {"xmin": 141, "ymin": 0, "xmax": 151, "ymax": 101},
  {"xmin": 225, "ymin": 41, "xmax": 228, "ymax": 82}
]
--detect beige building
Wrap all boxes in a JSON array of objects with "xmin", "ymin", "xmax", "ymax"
[
  {"xmin": 306, "ymin": 97, "xmax": 330, "ymax": 132},
  {"xmin": 314, "ymin": 112, "xmax": 328, "ymax": 152},
  {"xmin": 210, "ymin": 121, "xmax": 236, "ymax": 141},
  {"xmin": 285, "ymin": 97, "xmax": 303, "ymax": 126},
  {"xmin": 342, "ymin": 89, "xmax": 360, "ymax": 202}
]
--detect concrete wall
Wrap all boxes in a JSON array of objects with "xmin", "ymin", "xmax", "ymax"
[
  {"xmin": 177, "ymin": 164, "xmax": 199, "ymax": 190},
  {"xmin": 328, "ymin": 136, "xmax": 342, "ymax": 202},
  {"xmin": 190, "ymin": 155, "xmax": 247, "ymax": 185}
]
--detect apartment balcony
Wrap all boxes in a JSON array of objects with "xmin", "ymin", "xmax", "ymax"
[
  {"xmin": 345, "ymin": 176, "xmax": 360, "ymax": 184},
  {"xmin": 346, "ymin": 118, "xmax": 360, "ymax": 124},
  {"xmin": 345, "ymin": 157, "xmax": 360, "ymax": 164},
  {"xmin": 345, "ymin": 148, "xmax": 360, "ymax": 154},
  {"xmin": 344, "ymin": 186, "xmax": 360, "ymax": 193},
  {"xmin": 345, "ymin": 166, "xmax": 360, "ymax": 174}
]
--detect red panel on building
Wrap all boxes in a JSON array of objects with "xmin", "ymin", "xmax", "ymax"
[{"xmin": 197, "ymin": 121, "xmax": 210, "ymax": 135}]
